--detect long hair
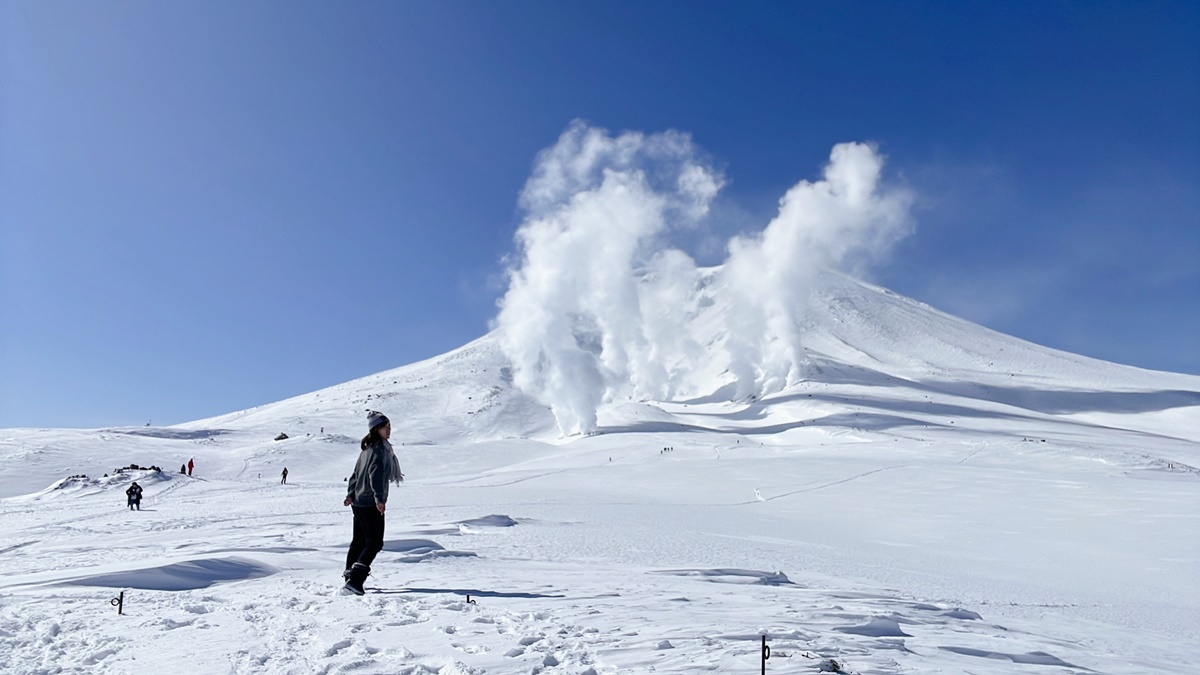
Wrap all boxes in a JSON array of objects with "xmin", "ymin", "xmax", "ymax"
[{"xmin": 360, "ymin": 415, "xmax": 390, "ymax": 451}]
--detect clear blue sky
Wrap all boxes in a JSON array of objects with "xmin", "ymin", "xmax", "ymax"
[{"xmin": 2, "ymin": 1, "xmax": 1197, "ymax": 428}]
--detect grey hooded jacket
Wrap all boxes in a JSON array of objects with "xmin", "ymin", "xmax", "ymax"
[{"xmin": 346, "ymin": 439, "xmax": 396, "ymax": 507}]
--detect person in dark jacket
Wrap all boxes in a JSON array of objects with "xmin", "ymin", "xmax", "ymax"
[
  {"xmin": 281, "ymin": 467, "xmax": 288, "ymax": 484},
  {"xmin": 342, "ymin": 411, "xmax": 404, "ymax": 594},
  {"xmin": 126, "ymin": 482, "xmax": 143, "ymax": 510}
]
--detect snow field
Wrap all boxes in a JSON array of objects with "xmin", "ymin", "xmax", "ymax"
[{"xmin": 1, "ymin": 270, "xmax": 1197, "ymax": 673}]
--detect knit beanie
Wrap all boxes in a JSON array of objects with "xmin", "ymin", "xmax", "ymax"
[{"xmin": 367, "ymin": 411, "xmax": 389, "ymax": 431}]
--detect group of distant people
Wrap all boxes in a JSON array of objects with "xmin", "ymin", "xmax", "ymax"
[
  {"xmin": 125, "ymin": 456, "xmax": 194, "ymax": 510},
  {"xmin": 113, "ymin": 414, "xmax": 410, "ymax": 599},
  {"xmin": 125, "ymin": 457, "xmax": 191, "ymax": 510},
  {"xmin": 125, "ymin": 457, "xmax": 296, "ymax": 511}
]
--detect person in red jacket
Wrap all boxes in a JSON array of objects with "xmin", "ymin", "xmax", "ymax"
[{"xmin": 187, "ymin": 458, "xmax": 194, "ymax": 476}]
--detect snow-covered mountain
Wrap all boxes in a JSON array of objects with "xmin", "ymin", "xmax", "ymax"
[
  {"xmin": 1, "ymin": 271, "xmax": 1198, "ymax": 674},
  {"xmin": 113, "ymin": 268, "xmax": 1200, "ymax": 445}
]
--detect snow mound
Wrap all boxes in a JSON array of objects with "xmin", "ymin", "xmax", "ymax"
[
  {"xmin": 456, "ymin": 515, "xmax": 519, "ymax": 528},
  {"xmin": 382, "ymin": 539, "xmax": 478, "ymax": 563},
  {"xmin": 16, "ymin": 469, "xmax": 173, "ymax": 501},
  {"xmin": 654, "ymin": 568, "xmax": 796, "ymax": 586},
  {"xmin": 61, "ymin": 556, "xmax": 276, "ymax": 591}
]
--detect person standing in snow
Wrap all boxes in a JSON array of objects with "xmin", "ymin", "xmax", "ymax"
[
  {"xmin": 342, "ymin": 411, "xmax": 404, "ymax": 595},
  {"xmin": 281, "ymin": 467, "xmax": 288, "ymax": 484},
  {"xmin": 125, "ymin": 482, "xmax": 143, "ymax": 510},
  {"xmin": 187, "ymin": 458, "xmax": 194, "ymax": 476}
]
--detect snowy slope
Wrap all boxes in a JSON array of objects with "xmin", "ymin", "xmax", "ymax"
[{"xmin": 1, "ymin": 270, "xmax": 1198, "ymax": 674}]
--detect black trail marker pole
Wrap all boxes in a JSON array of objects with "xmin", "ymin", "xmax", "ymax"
[
  {"xmin": 110, "ymin": 591, "xmax": 124, "ymax": 615},
  {"xmin": 761, "ymin": 635, "xmax": 770, "ymax": 673}
]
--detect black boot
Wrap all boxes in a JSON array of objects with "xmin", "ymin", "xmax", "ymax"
[{"xmin": 343, "ymin": 562, "xmax": 370, "ymax": 595}]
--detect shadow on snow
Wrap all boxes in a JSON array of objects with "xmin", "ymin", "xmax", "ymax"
[{"xmin": 372, "ymin": 587, "xmax": 565, "ymax": 599}]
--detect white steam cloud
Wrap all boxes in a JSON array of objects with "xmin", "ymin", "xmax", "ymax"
[
  {"xmin": 496, "ymin": 122, "xmax": 913, "ymax": 435},
  {"xmin": 724, "ymin": 142, "xmax": 913, "ymax": 398}
]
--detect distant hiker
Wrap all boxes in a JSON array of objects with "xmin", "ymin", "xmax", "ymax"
[
  {"xmin": 187, "ymin": 458, "xmax": 194, "ymax": 476},
  {"xmin": 180, "ymin": 464, "xmax": 187, "ymax": 474},
  {"xmin": 126, "ymin": 482, "xmax": 143, "ymax": 510},
  {"xmin": 342, "ymin": 412, "xmax": 404, "ymax": 595},
  {"xmin": 281, "ymin": 467, "xmax": 288, "ymax": 484}
]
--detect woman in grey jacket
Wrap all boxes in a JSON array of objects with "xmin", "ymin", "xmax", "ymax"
[{"xmin": 342, "ymin": 411, "xmax": 404, "ymax": 594}]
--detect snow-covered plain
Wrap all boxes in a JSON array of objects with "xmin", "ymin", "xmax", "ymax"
[{"xmin": 2, "ymin": 272, "xmax": 1198, "ymax": 674}]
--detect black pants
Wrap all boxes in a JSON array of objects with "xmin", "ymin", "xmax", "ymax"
[{"xmin": 345, "ymin": 505, "xmax": 385, "ymax": 569}]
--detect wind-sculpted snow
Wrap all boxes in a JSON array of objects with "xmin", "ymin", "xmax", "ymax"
[
  {"xmin": 834, "ymin": 616, "xmax": 912, "ymax": 638},
  {"xmin": 382, "ymin": 538, "xmax": 478, "ymax": 563},
  {"xmin": 108, "ymin": 428, "xmax": 230, "ymax": 441},
  {"xmin": 938, "ymin": 646, "xmax": 1083, "ymax": 669},
  {"xmin": 62, "ymin": 557, "xmax": 277, "ymax": 591},
  {"xmin": 457, "ymin": 514, "xmax": 520, "ymax": 528},
  {"xmin": 652, "ymin": 568, "xmax": 796, "ymax": 586}
]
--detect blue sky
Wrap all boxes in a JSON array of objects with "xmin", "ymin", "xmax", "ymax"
[{"xmin": 2, "ymin": 1, "xmax": 1197, "ymax": 428}]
